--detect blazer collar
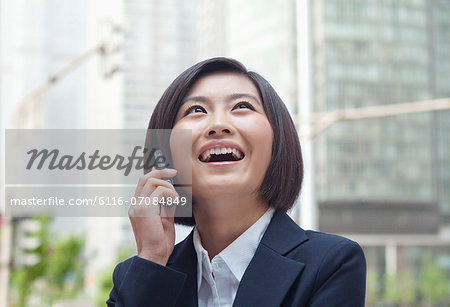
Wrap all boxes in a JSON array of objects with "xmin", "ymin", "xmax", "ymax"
[
  {"xmin": 167, "ymin": 209, "xmax": 309, "ymax": 307},
  {"xmin": 232, "ymin": 209, "xmax": 309, "ymax": 307},
  {"xmin": 259, "ymin": 208, "xmax": 309, "ymax": 254},
  {"xmin": 167, "ymin": 232, "xmax": 198, "ymax": 306}
]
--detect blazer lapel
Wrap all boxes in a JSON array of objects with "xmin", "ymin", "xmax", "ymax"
[
  {"xmin": 232, "ymin": 210, "xmax": 309, "ymax": 307},
  {"xmin": 167, "ymin": 231, "xmax": 198, "ymax": 307}
]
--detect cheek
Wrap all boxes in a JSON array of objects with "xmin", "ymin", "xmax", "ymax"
[
  {"xmin": 257, "ymin": 122, "xmax": 273, "ymax": 146},
  {"xmin": 247, "ymin": 118, "xmax": 273, "ymax": 150},
  {"xmin": 247, "ymin": 119, "xmax": 273, "ymax": 190},
  {"xmin": 238, "ymin": 117, "xmax": 273, "ymax": 167},
  {"xmin": 169, "ymin": 125, "xmax": 195, "ymax": 184},
  {"xmin": 172, "ymin": 120, "xmax": 203, "ymax": 139}
]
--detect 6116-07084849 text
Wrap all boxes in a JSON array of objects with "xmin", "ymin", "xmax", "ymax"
[{"xmin": 9, "ymin": 196, "xmax": 187, "ymax": 207}]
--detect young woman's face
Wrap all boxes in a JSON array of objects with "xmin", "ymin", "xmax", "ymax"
[{"xmin": 172, "ymin": 72, "xmax": 273, "ymax": 202}]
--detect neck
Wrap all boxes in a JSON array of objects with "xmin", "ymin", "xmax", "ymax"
[{"xmin": 194, "ymin": 195, "xmax": 269, "ymax": 260}]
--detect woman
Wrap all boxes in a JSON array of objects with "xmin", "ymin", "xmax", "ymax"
[{"xmin": 107, "ymin": 58, "xmax": 366, "ymax": 307}]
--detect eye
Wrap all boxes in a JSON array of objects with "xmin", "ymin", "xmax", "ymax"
[
  {"xmin": 184, "ymin": 105, "xmax": 206, "ymax": 116},
  {"xmin": 233, "ymin": 101, "xmax": 255, "ymax": 111}
]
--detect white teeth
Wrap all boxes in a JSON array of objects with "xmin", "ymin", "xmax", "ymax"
[
  {"xmin": 201, "ymin": 151, "xmax": 210, "ymax": 161},
  {"xmin": 200, "ymin": 147, "xmax": 244, "ymax": 162},
  {"xmin": 234, "ymin": 150, "xmax": 242, "ymax": 160},
  {"xmin": 230, "ymin": 148, "xmax": 242, "ymax": 160}
]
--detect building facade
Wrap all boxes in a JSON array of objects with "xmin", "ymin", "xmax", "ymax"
[
  {"xmin": 122, "ymin": 0, "xmax": 197, "ymax": 128},
  {"xmin": 197, "ymin": 0, "xmax": 450, "ymax": 301}
]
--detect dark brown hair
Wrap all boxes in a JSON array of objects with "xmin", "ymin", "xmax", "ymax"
[{"xmin": 147, "ymin": 57, "xmax": 303, "ymax": 226}]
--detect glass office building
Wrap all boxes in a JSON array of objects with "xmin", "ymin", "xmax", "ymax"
[
  {"xmin": 312, "ymin": 0, "xmax": 449, "ymax": 232},
  {"xmin": 122, "ymin": 0, "xmax": 197, "ymax": 128},
  {"xmin": 220, "ymin": 0, "xmax": 449, "ymax": 229},
  {"xmin": 213, "ymin": 2, "xmax": 450, "ymax": 301},
  {"xmin": 433, "ymin": 1, "xmax": 450, "ymax": 216},
  {"xmin": 308, "ymin": 1, "xmax": 450, "ymax": 303},
  {"xmin": 315, "ymin": 0, "xmax": 430, "ymax": 201},
  {"xmin": 208, "ymin": 0, "xmax": 299, "ymax": 114}
]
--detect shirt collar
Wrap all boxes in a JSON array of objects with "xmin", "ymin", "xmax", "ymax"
[
  {"xmin": 193, "ymin": 207, "xmax": 275, "ymax": 290},
  {"xmin": 193, "ymin": 224, "xmax": 210, "ymax": 291}
]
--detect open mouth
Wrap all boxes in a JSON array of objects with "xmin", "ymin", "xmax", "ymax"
[{"xmin": 199, "ymin": 147, "xmax": 244, "ymax": 163}]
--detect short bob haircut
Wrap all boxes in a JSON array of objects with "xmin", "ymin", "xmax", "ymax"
[{"xmin": 146, "ymin": 57, "xmax": 303, "ymax": 226}]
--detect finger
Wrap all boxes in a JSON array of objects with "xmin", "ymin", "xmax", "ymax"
[
  {"xmin": 130, "ymin": 180, "xmax": 161, "ymax": 217},
  {"xmin": 152, "ymin": 186, "xmax": 179, "ymax": 218},
  {"xmin": 129, "ymin": 186, "xmax": 179, "ymax": 217},
  {"xmin": 136, "ymin": 178, "xmax": 175, "ymax": 208},
  {"xmin": 160, "ymin": 201, "xmax": 177, "ymax": 218},
  {"xmin": 147, "ymin": 168, "xmax": 177, "ymax": 180},
  {"xmin": 148, "ymin": 167, "xmax": 177, "ymax": 187},
  {"xmin": 135, "ymin": 173, "xmax": 176, "ymax": 196}
]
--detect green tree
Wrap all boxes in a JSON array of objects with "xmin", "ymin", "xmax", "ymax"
[
  {"xmin": 418, "ymin": 255, "xmax": 450, "ymax": 305},
  {"xmin": 384, "ymin": 270, "xmax": 417, "ymax": 306},
  {"xmin": 10, "ymin": 217, "xmax": 85, "ymax": 307},
  {"xmin": 11, "ymin": 217, "xmax": 50, "ymax": 307},
  {"xmin": 366, "ymin": 269, "xmax": 381, "ymax": 306},
  {"xmin": 95, "ymin": 245, "xmax": 135, "ymax": 307}
]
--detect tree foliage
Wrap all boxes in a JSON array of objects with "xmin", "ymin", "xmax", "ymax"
[{"xmin": 10, "ymin": 217, "xmax": 85, "ymax": 307}]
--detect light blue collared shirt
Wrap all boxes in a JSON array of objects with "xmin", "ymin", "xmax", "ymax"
[{"xmin": 193, "ymin": 207, "xmax": 275, "ymax": 307}]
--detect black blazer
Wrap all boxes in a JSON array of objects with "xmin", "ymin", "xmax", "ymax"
[{"xmin": 107, "ymin": 209, "xmax": 366, "ymax": 307}]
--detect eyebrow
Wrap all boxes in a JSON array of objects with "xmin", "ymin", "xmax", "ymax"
[
  {"xmin": 182, "ymin": 93, "xmax": 262, "ymax": 106},
  {"xmin": 181, "ymin": 96, "xmax": 209, "ymax": 104},
  {"xmin": 228, "ymin": 93, "xmax": 261, "ymax": 105}
]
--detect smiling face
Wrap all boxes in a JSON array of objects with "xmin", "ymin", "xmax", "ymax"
[{"xmin": 172, "ymin": 72, "xmax": 274, "ymax": 205}]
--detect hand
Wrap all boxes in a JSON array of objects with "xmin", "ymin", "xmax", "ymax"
[{"xmin": 128, "ymin": 168, "xmax": 178, "ymax": 266}]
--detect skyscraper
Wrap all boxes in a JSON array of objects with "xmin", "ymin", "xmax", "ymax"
[
  {"xmin": 122, "ymin": 0, "xmax": 197, "ymax": 128},
  {"xmin": 310, "ymin": 0, "xmax": 449, "ymax": 234},
  {"xmin": 196, "ymin": 0, "xmax": 298, "ymax": 114},
  {"xmin": 431, "ymin": 0, "xmax": 450, "ymax": 218},
  {"xmin": 197, "ymin": 0, "xmax": 450, "ymax": 291}
]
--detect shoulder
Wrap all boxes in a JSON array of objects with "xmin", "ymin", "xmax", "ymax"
[
  {"xmin": 281, "ymin": 228, "xmax": 366, "ymax": 305},
  {"xmin": 291, "ymin": 230, "xmax": 366, "ymax": 297},
  {"xmin": 287, "ymin": 229, "xmax": 366, "ymax": 275},
  {"xmin": 304, "ymin": 230, "xmax": 364, "ymax": 259},
  {"xmin": 266, "ymin": 210, "xmax": 364, "ymax": 266},
  {"xmin": 270, "ymin": 210, "xmax": 364, "ymax": 263},
  {"xmin": 111, "ymin": 256, "xmax": 134, "ymax": 284},
  {"xmin": 306, "ymin": 231, "xmax": 366, "ymax": 277}
]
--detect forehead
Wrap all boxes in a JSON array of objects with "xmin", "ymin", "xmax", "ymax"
[{"xmin": 186, "ymin": 72, "xmax": 260, "ymax": 99}]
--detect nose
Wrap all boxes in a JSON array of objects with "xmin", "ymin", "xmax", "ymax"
[
  {"xmin": 208, "ymin": 127, "xmax": 231, "ymax": 136},
  {"xmin": 204, "ymin": 112, "xmax": 234, "ymax": 137}
]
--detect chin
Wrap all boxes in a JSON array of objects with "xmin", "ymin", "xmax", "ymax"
[
  {"xmin": 194, "ymin": 181, "xmax": 259, "ymax": 199},
  {"xmin": 197, "ymin": 182, "xmax": 240, "ymax": 193}
]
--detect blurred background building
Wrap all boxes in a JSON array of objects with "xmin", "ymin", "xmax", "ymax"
[
  {"xmin": 122, "ymin": 0, "xmax": 197, "ymax": 128},
  {"xmin": 307, "ymin": 1, "xmax": 450, "ymax": 299},
  {"xmin": 199, "ymin": 0, "xmax": 450, "ymax": 294},
  {"xmin": 1, "ymin": 0, "xmax": 450, "ymax": 305}
]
